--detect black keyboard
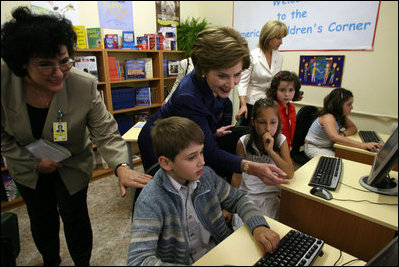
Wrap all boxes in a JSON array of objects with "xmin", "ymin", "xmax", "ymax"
[
  {"xmin": 309, "ymin": 156, "xmax": 342, "ymax": 190},
  {"xmin": 254, "ymin": 230, "xmax": 324, "ymax": 266},
  {"xmin": 358, "ymin": 130, "xmax": 384, "ymax": 144}
]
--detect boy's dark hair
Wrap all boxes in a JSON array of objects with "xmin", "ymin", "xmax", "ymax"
[
  {"xmin": 151, "ymin": 116, "xmax": 204, "ymax": 161},
  {"xmin": 267, "ymin": 70, "xmax": 302, "ymax": 101},
  {"xmin": 1, "ymin": 6, "xmax": 77, "ymax": 77},
  {"xmin": 319, "ymin": 87, "xmax": 353, "ymax": 128},
  {"xmin": 246, "ymin": 98, "xmax": 282, "ymax": 155}
]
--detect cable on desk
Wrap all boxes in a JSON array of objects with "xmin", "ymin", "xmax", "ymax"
[
  {"xmin": 333, "ymin": 250, "xmax": 342, "ymax": 266},
  {"xmin": 334, "ymin": 198, "xmax": 398, "ymax": 206},
  {"xmin": 334, "ymin": 250, "xmax": 362, "ymax": 266},
  {"xmin": 342, "ymin": 258, "xmax": 362, "ymax": 266},
  {"xmin": 339, "ymin": 182, "xmax": 371, "ymax": 192}
]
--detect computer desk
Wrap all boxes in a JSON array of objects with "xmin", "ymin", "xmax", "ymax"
[
  {"xmin": 193, "ymin": 216, "xmax": 365, "ymax": 266},
  {"xmin": 279, "ymin": 155, "xmax": 398, "ymax": 261},
  {"xmin": 334, "ymin": 132, "xmax": 398, "ymax": 171}
]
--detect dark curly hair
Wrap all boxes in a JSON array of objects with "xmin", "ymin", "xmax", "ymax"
[
  {"xmin": 1, "ymin": 6, "xmax": 77, "ymax": 77},
  {"xmin": 246, "ymin": 97, "xmax": 282, "ymax": 156},
  {"xmin": 267, "ymin": 70, "xmax": 302, "ymax": 101},
  {"xmin": 319, "ymin": 87, "xmax": 353, "ymax": 128}
]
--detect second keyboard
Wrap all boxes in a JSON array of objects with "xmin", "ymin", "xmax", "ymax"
[{"xmin": 309, "ymin": 156, "xmax": 342, "ymax": 190}]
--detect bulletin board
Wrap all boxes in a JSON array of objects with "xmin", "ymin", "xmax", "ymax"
[{"xmin": 233, "ymin": 1, "xmax": 380, "ymax": 51}]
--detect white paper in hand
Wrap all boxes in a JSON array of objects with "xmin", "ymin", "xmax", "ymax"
[{"xmin": 25, "ymin": 139, "xmax": 71, "ymax": 162}]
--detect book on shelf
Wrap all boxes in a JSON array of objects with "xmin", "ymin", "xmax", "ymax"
[
  {"xmin": 115, "ymin": 59, "xmax": 126, "ymax": 80},
  {"xmin": 135, "ymin": 87, "xmax": 152, "ymax": 106},
  {"xmin": 145, "ymin": 34, "xmax": 164, "ymax": 50},
  {"xmin": 136, "ymin": 36, "xmax": 150, "ymax": 50},
  {"xmin": 122, "ymin": 31, "xmax": 135, "ymax": 48},
  {"xmin": 107, "ymin": 56, "xmax": 119, "ymax": 81},
  {"xmin": 163, "ymin": 59, "xmax": 168, "ymax": 77},
  {"xmin": 159, "ymin": 26, "xmax": 177, "ymax": 50},
  {"xmin": 143, "ymin": 58, "xmax": 153, "ymax": 79},
  {"xmin": 25, "ymin": 139, "xmax": 71, "ymax": 162},
  {"xmin": 111, "ymin": 87, "xmax": 135, "ymax": 110},
  {"xmin": 167, "ymin": 60, "xmax": 179, "ymax": 76},
  {"xmin": 86, "ymin": 27, "xmax": 104, "ymax": 49},
  {"xmin": 73, "ymin": 25, "xmax": 88, "ymax": 49},
  {"xmin": 74, "ymin": 56, "xmax": 98, "ymax": 81},
  {"xmin": 125, "ymin": 59, "xmax": 146, "ymax": 79},
  {"xmin": 104, "ymin": 34, "xmax": 119, "ymax": 49}
]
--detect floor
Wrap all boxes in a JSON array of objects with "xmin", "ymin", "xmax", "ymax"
[{"xmin": 10, "ymin": 165, "xmax": 144, "ymax": 266}]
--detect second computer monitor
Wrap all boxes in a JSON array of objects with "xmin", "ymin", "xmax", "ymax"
[{"xmin": 359, "ymin": 127, "xmax": 398, "ymax": 195}]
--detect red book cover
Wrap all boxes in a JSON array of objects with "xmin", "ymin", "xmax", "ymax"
[{"xmin": 108, "ymin": 56, "xmax": 119, "ymax": 81}]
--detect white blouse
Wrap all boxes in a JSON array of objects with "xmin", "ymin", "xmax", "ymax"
[{"xmin": 237, "ymin": 48, "xmax": 283, "ymax": 105}]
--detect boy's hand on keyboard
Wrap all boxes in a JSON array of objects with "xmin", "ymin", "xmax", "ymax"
[{"xmin": 253, "ymin": 226, "xmax": 280, "ymax": 255}]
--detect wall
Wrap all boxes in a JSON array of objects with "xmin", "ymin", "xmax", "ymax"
[{"xmin": 2, "ymin": 1, "xmax": 396, "ymax": 133}]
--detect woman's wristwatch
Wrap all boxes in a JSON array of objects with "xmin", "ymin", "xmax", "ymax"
[
  {"xmin": 243, "ymin": 160, "xmax": 250, "ymax": 173},
  {"xmin": 114, "ymin": 163, "xmax": 129, "ymax": 177}
]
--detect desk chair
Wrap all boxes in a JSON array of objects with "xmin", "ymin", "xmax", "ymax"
[{"xmin": 290, "ymin": 105, "xmax": 318, "ymax": 165}]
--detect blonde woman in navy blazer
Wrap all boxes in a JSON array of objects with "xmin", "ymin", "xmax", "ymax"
[
  {"xmin": 236, "ymin": 20, "xmax": 288, "ymax": 126},
  {"xmin": 1, "ymin": 7, "xmax": 151, "ymax": 265}
]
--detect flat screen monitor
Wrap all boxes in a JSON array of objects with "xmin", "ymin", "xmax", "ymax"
[
  {"xmin": 366, "ymin": 236, "xmax": 398, "ymax": 266},
  {"xmin": 359, "ymin": 127, "xmax": 398, "ymax": 195}
]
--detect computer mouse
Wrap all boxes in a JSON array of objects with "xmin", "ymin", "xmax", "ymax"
[{"xmin": 310, "ymin": 186, "xmax": 333, "ymax": 200}]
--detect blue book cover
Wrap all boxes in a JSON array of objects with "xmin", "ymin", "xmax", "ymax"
[
  {"xmin": 135, "ymin": 87, "xmax": 151, "ymax": 106},
  {"xmin": 112, "ymin": 87, "xmax": 135, "ymax": 110},
  {"xmin": 125, "ymin": 59, "xmax": 146, "ymax": 79},
  {"xmin": 122, "ymin": 31, "xmax": 135, "ymax": 48}
]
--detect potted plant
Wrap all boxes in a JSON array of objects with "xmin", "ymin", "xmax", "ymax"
[{"xmin": 177, "ymin": 17, "xmax": 211, "ymax": 58}]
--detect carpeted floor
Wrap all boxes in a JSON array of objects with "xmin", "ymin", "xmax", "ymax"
[{"xmin": 9, "ymin": 165, "xmax": 144, "ymax": 266}]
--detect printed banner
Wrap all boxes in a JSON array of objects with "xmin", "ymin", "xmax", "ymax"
[{"xmin": 233, "ymin": 1, "xmax": 380, "ymax": 51}]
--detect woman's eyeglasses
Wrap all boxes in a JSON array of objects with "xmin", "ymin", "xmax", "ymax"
[{"xmin": 30, "ymin": 58, "xmax": 75, "ymax": 75}]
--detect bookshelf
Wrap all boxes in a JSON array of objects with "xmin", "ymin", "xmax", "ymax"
[{"xmin": 73, "ymin": 48, "xmax": 184, "ymax": 176}]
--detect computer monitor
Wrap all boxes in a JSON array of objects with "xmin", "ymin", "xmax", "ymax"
[
  {"xmin": 366, "ymin": 236, "xmax": 398, "ymax": 266},
  {"xmin": 359, "ymin": 127, "xmax": 398, "ymax": 195}
]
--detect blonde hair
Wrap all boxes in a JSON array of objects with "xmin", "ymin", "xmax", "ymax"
[
  {"xmin": 258, "ymin": 20, "xmax": 288, "ymax": 51},
  {"xmin": 191, "ymin": 26, "xmax": 250, "ymax": 77}
]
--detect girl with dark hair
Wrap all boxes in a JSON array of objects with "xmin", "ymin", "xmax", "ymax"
[
  {"xmin": 304, "ymin": 88, "xmax": 382, "ymax": 158},
  {"xmin": 267, "ymin": 70, "xmax": 302, "ymax": 148},
  {"xmin": 231, "ymin": 98, "xmax": 294, "ymax": 229}
]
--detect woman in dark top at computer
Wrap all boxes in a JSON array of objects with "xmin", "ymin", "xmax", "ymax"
[
  {"xmin": 138, "ymin": 26, "xmax": 288, "ymax": 186},
  {"xmin": 304, "ymin": 87, "xmax": 382, "ymax": 158}
]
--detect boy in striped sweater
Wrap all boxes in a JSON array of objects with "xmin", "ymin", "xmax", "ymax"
[{"xmin": 127, "ymin": 116, "xmax": 280, "ymax": 266}]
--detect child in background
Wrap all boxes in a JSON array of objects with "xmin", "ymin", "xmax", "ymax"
[
  {"xmin": 127, "ymin": 116, "xmax": 281, "ymax": 266},
  {"xmin": 231, "ymin": 98, "xmax": 294, "ymax": 229},
  {"xmin": 304, "ymin": 87, "xmax": 382, "ymax": 158},
  {"xmin": 266, "ymin": 70, "xmax": 302, "ymax": 149}
]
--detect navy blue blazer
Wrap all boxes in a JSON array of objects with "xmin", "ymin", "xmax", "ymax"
[{"xmin": 138, "ymin": 70, "xmax": 242, "ymax": 174}]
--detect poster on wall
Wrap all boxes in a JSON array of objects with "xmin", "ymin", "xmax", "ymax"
[
  {"xmin": 98, "ymin": 1, "xmax": 133, "ymax": 30},
  {"xmin": 155, "ymin": 1, "xmax": 180, "ymax": 32},
  {"xmin": 299, "ymin": 55, "xmax": 345, "ymax": 87},
  {"xmin": 31, "ymin": 1, "xmax": 80, "ymax": 25},
  {"xmin": 233, "ymin": 1, "xmax": 380, "ymax": 51}
]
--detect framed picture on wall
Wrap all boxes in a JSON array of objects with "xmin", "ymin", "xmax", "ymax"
[{"xmin": 299, "ymin": 55, "xmax": 345, "ymax": 87}]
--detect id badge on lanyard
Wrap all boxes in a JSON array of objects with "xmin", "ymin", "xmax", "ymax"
[{"xmin": 53, "ymin": 109, "xmax": 68, "ymax": 142}]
